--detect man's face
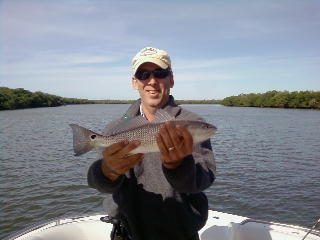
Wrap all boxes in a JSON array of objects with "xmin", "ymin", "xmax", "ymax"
[{"xmin": 132, "ymin": 62, "xmax": 174, "ymax": 109}]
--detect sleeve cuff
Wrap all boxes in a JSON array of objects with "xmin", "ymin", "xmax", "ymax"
[{"xmin": 87, "ymin": 159, "xmax": 124, "ymax": 193}]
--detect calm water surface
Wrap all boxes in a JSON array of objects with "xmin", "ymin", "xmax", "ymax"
[{"xmin": 1, "ymin": 104, "xmax": 319, "ymax": 238}]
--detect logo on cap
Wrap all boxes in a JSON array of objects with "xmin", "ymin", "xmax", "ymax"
[{"xmin": 139, "ymin": 47, "xmax": 158, "ymax": 56}]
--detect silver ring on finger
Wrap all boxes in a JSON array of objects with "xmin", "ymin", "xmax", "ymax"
[{"xmin": 168, "ymin": 146, "xmax": 175, "ymax": 151}]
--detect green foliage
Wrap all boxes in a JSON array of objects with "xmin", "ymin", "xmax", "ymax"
[
  {"xmin": 1, "ymin": 87, "xmax": 319, "ymax": 110},
  {"xmin": 0, "ymin": 87, "xmax": 65, "ymax": 110},
  {"xmin": 221, "ymin": 90, "xmax": 320, "ymax": 109},
  {"xmin": 0, "ymin": 87, "xmax": 136, "ymax": 110}
]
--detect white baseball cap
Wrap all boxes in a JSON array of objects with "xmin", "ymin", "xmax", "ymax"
[{"xmin": 132, "ymin": 47, "xmax": 171, "ymax": 73}]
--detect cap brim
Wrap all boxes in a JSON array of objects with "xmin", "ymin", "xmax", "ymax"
[{"xmin": 134, "ymin": 58, "xmax": 169, "ymax": 73}]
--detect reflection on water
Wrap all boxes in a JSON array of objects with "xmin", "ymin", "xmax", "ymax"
[{"xmin": 1, "ymin": 104, "xmax": 320, "ymax": 238}]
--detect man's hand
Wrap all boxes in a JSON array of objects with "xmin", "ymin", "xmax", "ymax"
[
  {"xmin": 156, "ymin": 122, "xmax": 193, "ymax": 169},
  {"xmin": 101, "ymin": 140, "xmax": 144, "ymax": 181}
]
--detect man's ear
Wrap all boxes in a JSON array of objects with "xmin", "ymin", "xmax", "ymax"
[{"xmin": 132, "ymin": 77, "xmax": 139, "ymax": 90}]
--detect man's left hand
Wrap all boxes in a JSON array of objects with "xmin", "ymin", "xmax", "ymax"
[{"xmin": 156, "ymin": 121, "xmax": 193, "ymax": 169}]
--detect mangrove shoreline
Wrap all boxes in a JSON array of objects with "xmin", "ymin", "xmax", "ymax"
[{"xmin": 0, "ymin": 87, "xmax": 319, "ymax": 110}]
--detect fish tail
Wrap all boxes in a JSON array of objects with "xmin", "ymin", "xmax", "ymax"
[{"xmin": 69, "ymin": 124, "xmax": 98, "ymax": 156}]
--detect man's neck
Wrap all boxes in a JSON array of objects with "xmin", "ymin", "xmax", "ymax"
[
  {"xmin": 141, "ymin": 104, "xmax": 158, "ymax": 121},
  {"xmin": 140, "ymin": 96, "xmax": 171, "ymax": 121}
]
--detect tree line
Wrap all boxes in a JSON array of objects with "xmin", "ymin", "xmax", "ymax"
[
  {"xmin": 221, "ymin": 90, "xmax": 320, "ymax": 109},
  {"xmin": 1, "ymin": 87, "xmax": 319, "ymax": 110},
  {"xmin": 1, "ymin": 87, "xmax": 63, "ymax": 110},
  {"xmin": 0, "ymin": 87, "xmax": 134, "ymax": 110}
]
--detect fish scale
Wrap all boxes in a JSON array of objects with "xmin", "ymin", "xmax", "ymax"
[{"xmin": 107, "ymin": 123, "xmax": 161, "ymax": 153}]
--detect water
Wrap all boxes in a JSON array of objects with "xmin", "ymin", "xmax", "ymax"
[{"xmin": 1, "ymin": 104, "xmax": 319, "ymax": 238}]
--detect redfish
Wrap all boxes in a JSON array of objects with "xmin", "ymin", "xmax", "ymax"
[{"xmin": 70, "ymin": 110, "xmax": 216, "ymax": 156}]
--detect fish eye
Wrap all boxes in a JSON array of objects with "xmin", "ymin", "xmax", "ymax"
[{"xmin": 90, "ymin": 134, "xmax": 97, "ymax": 140}]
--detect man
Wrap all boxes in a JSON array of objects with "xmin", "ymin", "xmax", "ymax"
[{"xmin": 88, "ymin": 47, "xmax": 216, "ymax": 240}]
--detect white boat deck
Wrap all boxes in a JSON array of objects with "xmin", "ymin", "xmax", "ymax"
[{"xmin": 6, "ymin": 210, "xmax": 320, "ymax": 240}]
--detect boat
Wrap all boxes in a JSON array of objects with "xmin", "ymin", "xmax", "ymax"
[{"xmin": 4, "ymin": 210, "xmax": 320, "ymax": 240}]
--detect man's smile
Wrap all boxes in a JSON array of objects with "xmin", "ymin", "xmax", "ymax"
[{"xmin": 146, "ymin": 89, "xmax": 160, "ymax": 96}]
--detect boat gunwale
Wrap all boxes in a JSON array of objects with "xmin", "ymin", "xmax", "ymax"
[
  {"xmin": 4, "ymin": 211, "xmax": 320, "ymax": 240},
  {"xmin": 3, "ymin": 213, "xmax": 106, "ymax": 240}
]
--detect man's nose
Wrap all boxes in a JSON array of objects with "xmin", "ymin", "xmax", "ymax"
[{"xmin": 147, "ymin": 76, "xmax": 158, "ymax": 85}]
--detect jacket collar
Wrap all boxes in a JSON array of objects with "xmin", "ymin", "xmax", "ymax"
[{"xmin": 122, "ymin": 95, "xmax": 181, "ymax": 121}]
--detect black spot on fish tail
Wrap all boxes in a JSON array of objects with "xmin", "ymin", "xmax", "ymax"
[{"xmin": 69, "ymin": 124, "xmax": 98, "ymax": 156}]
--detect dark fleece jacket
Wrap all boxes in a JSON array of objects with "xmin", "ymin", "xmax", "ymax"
[{"xmin": 87, "ymin": 96, "xmax": 216, "ymax": 240}]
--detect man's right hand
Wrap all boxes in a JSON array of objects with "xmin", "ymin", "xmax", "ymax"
[{"xmin": 101, "ymin": 140, "xmax": 144, "ymax": 181}]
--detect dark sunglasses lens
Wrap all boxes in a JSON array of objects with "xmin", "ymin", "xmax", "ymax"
[
  {"xmin": 135, "ymin": 68, "xmax": 170, "ymax": 80},
  {"xmin": 135, "ymin": 70, "xmax": 151, "ymax": 80},
  {"xmin": 154, "ymin": 69, "xmax": 170, "ymax": 78}
]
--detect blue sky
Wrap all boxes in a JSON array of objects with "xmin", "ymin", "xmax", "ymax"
[{"xmin": 1, "ymin": 0, "xmax": 319, "ymax": 100}]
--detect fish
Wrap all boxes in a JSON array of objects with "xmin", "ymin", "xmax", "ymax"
[{"xmin": 70, "ymin": 109, "xmax": 217, "ymax": 156}]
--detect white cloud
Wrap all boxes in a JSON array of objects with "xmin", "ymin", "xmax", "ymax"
[{"xmin": 1, "ymin": 0, "xmax": 319, "ymax": 100}]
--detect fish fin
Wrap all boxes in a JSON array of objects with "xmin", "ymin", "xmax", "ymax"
[
  {"xmin": 107, "ymin": 116, "xmax": 149, "ymax": 135},
  {"xmin": 69, "ymin": 124, "xmax": 97, "ymax": 156},
  {"xmin": 105, "ymin": 109, "xmax": 174, "ymax": 136},
  {"xmin": 153, "ymin": 109, "xmax": 175, "ymax": 122}
]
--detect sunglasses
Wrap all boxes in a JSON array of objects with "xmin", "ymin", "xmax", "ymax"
[{"xmin": 134, "ymin": 68, "xmax": 171, "ymax": 81}]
